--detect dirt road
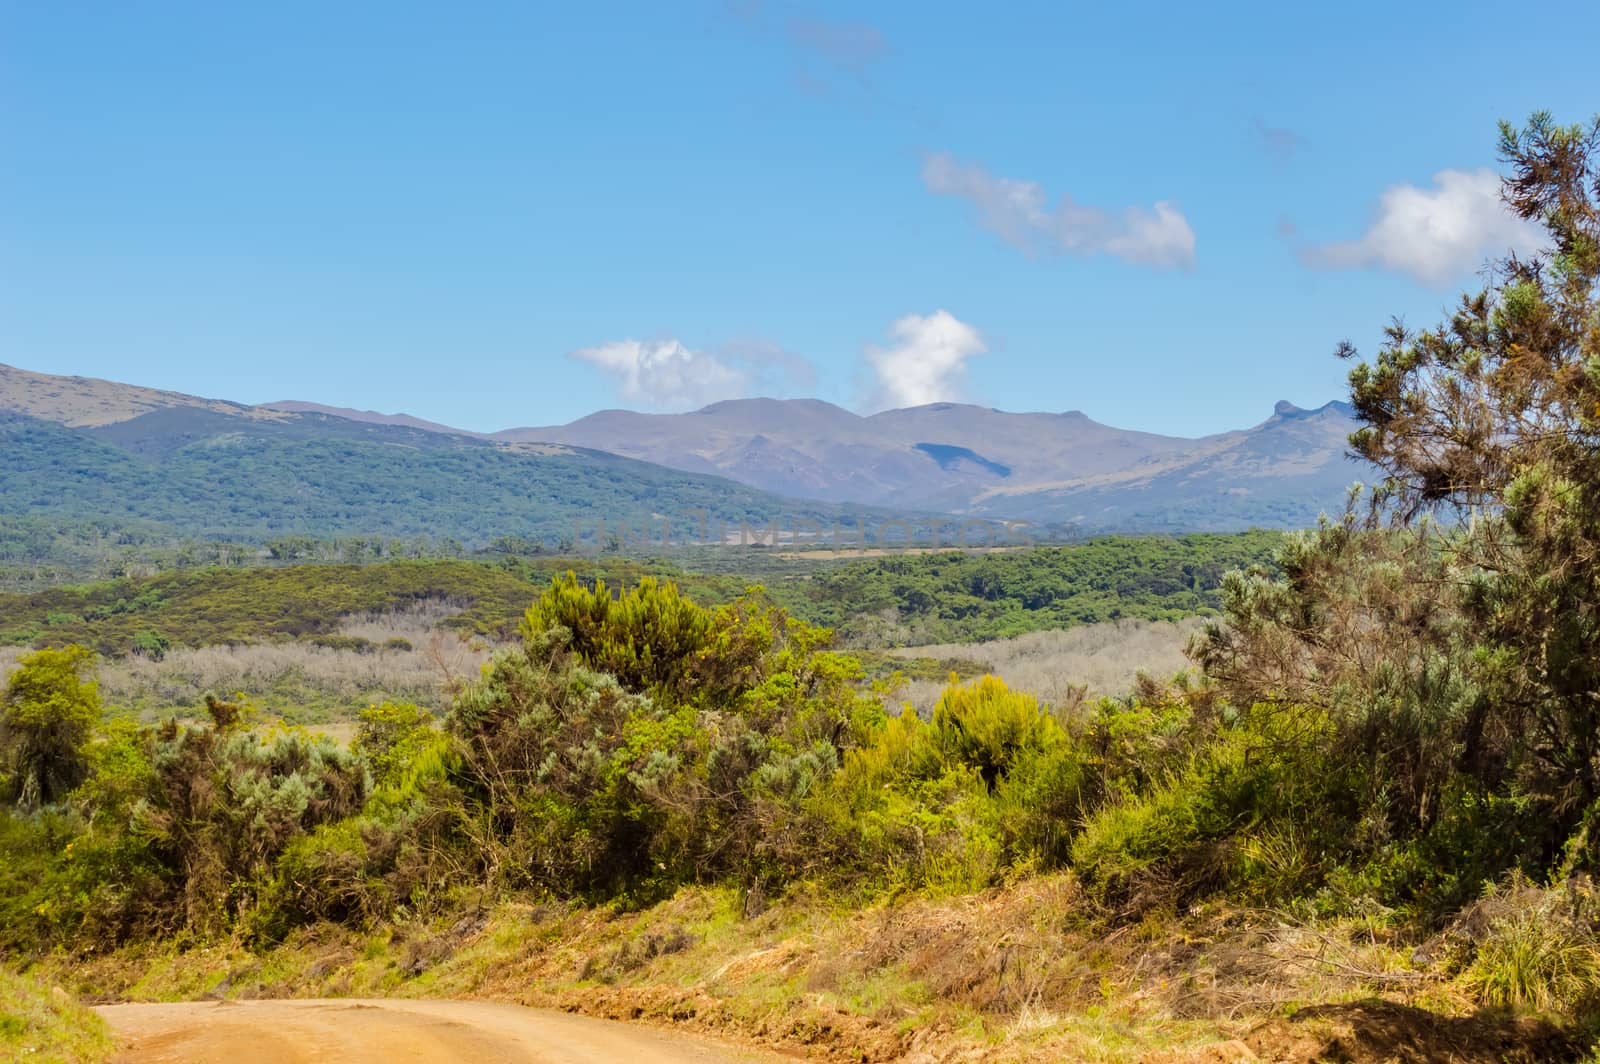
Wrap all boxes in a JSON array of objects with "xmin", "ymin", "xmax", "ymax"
[{"xmin": 97, "ymin": 998, "xmax": 793, "ymax": 1063}]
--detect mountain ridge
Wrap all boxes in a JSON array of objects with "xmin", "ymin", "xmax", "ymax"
[
  {"xmin": 260, "ymin": 399, "xmax": 482, "ymax": 437},
  {"xmin": 0, "ymin": 365, "xmax": 910, "ymax": 553},
  {"xmin": 488, "ymin": 394, "xmax": 1364, "ymax": 528},
  {"xmin": 2, "ymin": 362, "xmax": 1367, "ymax": 532}
]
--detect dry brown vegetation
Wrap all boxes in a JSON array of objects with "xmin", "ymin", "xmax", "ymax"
[
  {"xmin": 1, "ymin": 600, "xmax": 498, "ymax": 723},
  {"xmin": 0, "ymin": 610, "xmax": 1198, "ymax": 726},
  {"xmin": 888, "ymin": 618, "xmax": 1204, "ymax": 715}
]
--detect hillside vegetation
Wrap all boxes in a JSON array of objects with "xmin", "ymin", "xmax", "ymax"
[
  {"xmin": 0, "ymin": 559, "xmax": 547, "ymax": 654},
  {"xmin": 0, "ymin": 405, "xmax": 894, "ymax": 560},
  {"xmin": 497, "ymin": 390, "xmax": 1361, "ymax": 531},
  {"xmin": 0, "ymin": 541, "xmax": 1267, "ymax": 729},
  {"xmin": 3, "ymin": 546, "xmax": 1599, "ymax": 1060}
]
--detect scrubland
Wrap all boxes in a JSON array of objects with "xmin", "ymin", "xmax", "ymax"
[
  {"xmin": 9, "ymin": 551, "xmax": 1600, "ymax": 1063},
  {"xmin": 7, "ymin": 113, "xmax": 1600, "ymax": 1064},
  {"xmin": 2, "ymin": 599, "xmax": 492, "ymax": 724}
]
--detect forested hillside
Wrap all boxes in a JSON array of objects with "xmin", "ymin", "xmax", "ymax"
[{"xmin": 0, "ymin": 406, "xmax": 896, "ymax": 557}]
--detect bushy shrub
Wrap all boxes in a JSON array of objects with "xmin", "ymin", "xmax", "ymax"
[
  {"xmin": 130, "ymin": 628, "xmax": 169, "ymax": 660},
  {"xmin": 918, "ymin": 675, "xmax": 1061, "ymax": 790},
  {"xmin": 451, "ymin": 629, "xmax": 680, "ymax": 900},
  {"xmin": 817, "ymin": 675, "xmax": 1091, "ymax": 892},
  {"xmin": 332, "ymin": 579, "xmax": 886, "ymax": 910},
  {"xmin": 260, "ymin": 819, "xmax": 387, "ymax": 932},
  {"xmin": 0, "ymin": 812, "xmax": 81, "ymax": 953},
  {"xmin": 37, "ymin": 707, "xmax": 377, "ymax": 940},
  {"xmin": 353, "ymin": 701, "xmax": 436, "ymax": 789},
  {"xmin": 521, "ymin": 574, "xmax": 714, "ymax": 699},
  {"xmin": 1071, "ymin": 701, "xmax": 1357, "ymax": 906},
  {"xmin": 1, "ymin": 646, "xmax": 100, "ymax": 809}
]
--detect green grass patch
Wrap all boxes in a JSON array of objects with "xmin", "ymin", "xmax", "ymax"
[{"xmin": 0, "ymin": 967, "xmax": 113, "ymax": 1063}]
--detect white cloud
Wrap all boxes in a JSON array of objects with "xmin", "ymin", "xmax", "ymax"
[
  {"xmin": 571, "ymin": 338, "xmax": 747, "ymax": 411},
  {"xmin": 571, "ymin": 336, "xmax": 814, "ymax": 411},
  {"xmin": 863, "ymin": 310, "xmax": 986, "ymax": 411},
  {"xmin": 921, "ymin": 153, "xmax": 1197, "ymax": 270},
  {"xmin": 1301, "ymin": 168, "xmax": 1546, "ymax": 287}
]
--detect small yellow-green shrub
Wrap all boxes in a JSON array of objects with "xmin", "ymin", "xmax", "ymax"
[{"xmin": 817, "ymin": 675, "xmax": 1089, "ymax": 893}]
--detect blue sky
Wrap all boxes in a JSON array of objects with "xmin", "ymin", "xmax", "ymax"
[{"xmin": 3, "ymin": 1, "xmax": 1595, "ymax": 436}]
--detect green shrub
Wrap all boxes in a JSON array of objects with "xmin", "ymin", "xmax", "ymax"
[
  {"xmin": 818, "ymin": 675, "xmax": 1091, "ymax": 892},
  {"xmin": 257, "ymin": 819, "xmax": 388, "ymax": 936},
  {"xmin": 1, "ymin": 645, "xmax": 100, "ymax": 809},
  {"xmin": 522, "ymin": 573, "xmax": 714, "ymax": 698},
  {"xmin": 308, "ymin": 634, "xmax": 375, "ymax": 654},
  {"xmin": 130, "ymin": 628, "xmax": 169, "ymax": 660},
  {"xmin": 1071, "ymin": 703, "xmax": 1353, "ymax": 905},
  {"xmin": 1070, "ymin": 756, "xmax": 1217, "ymax": 895},
  {"xmin": 354, "ymin": 702, "xmax": 437, "ymax": 789},
  {"xmin": 0, "ymin": 812, "xmax": 78, "ymax": 953},
  {"xmin": 111, "ymin": 719, "xmax": 375, "ymax": 937},
  {"xmin": 1322, "ymin": 785, "xmax": 1544, "ymax": 922},
  {"xmin": 918, "ymin": 675, "xmax": 1062, "ymax": 790}
]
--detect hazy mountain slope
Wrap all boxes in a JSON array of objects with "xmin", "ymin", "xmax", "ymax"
[
  {"xmin": 500, "ymin": 396, "xmax": 1362, "ymax": 527},
  {"xmin": 6, "ymin": 363, "xmax": 1365, "ymax": 536},
  {"xmin": 499, "ymin": 399, "xmax": 893, "ymax": 501},
  {"xmin": 498, "ymin": 399, "xmax": 1216, "ymax": 512},
  {"xmin": 969, "ymin": 401, "xmax": 1363, "ymax": 530},
  {"xmin": 0, "ymin": 362, "xmax": 269, "ymax": 427},
  {"xmin": 261, "ymin": 400, "xmax": 479, "ymax": 437}
]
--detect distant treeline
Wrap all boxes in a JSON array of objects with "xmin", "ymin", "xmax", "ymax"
[
  {"xmin": 784, "ymin": 531, "xmax": 1283, "ymax": 644},
  {"xmin": 0, "ymin": 533, "xmax": 1282, "ymax": 657}
]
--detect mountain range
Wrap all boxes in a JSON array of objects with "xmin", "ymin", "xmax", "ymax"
[
  {"xmin": 0, "ymin": 364, "xmax": 887, "ymax": 553},
  {"xmin": 269, "ymin": 393, "xmax": 1366, "ymax": 532},
  {"xmin": 1, "ymin": 362, "xmax": 1368, "ymax": 553}
]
